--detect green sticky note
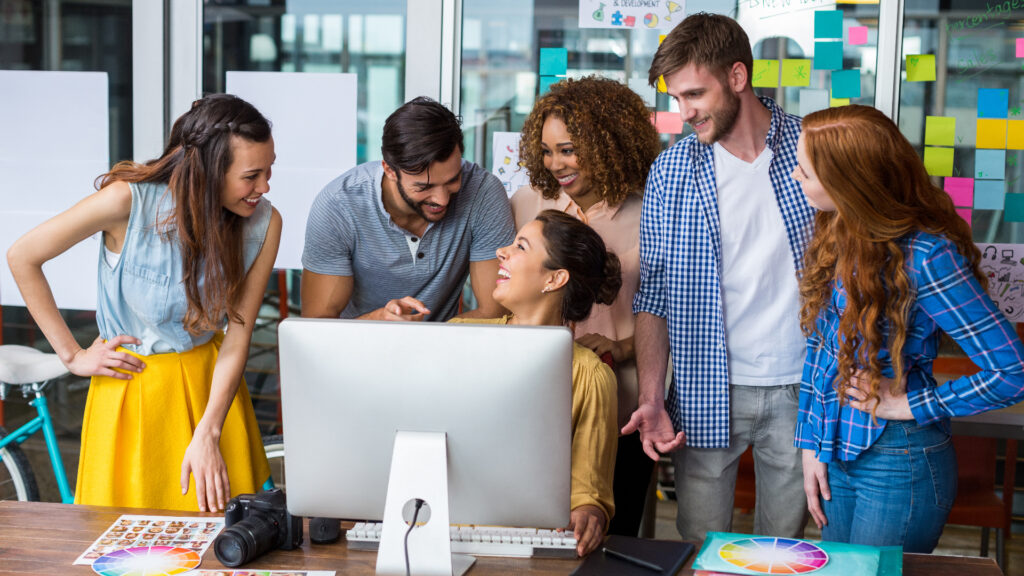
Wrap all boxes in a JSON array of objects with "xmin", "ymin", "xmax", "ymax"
[
  {"xmin": 923, "ymin": 146, "xmax": 954, "ymax": 177},
  {"xmin": 781, "ymin": 59, "xmax": 812, "ymax": 87},
  {"xmin": 907, "ymin": 54, "xmax": 936, "ymax": 82},
  {"xmin": 924, "ymin": 116, "xmax": 956, "ymax": 147},
  {"xmin": 1005, "ymin": 193, "xmax": 1024, "ymax": 221},
  {"xmin": 752, "ymin": 60, "xmax": 779, "ymax": 88}
]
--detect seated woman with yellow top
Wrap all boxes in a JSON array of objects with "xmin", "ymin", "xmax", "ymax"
[{"xmin": 450, "ymin": 209, "xmax": 619, "ymax": 557}]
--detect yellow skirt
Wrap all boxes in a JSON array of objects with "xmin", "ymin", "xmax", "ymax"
[{"xmin": 74, "ymin": 333, "xmax": 270, "ymax": 511}]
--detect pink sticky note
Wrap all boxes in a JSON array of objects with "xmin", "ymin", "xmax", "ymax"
[
  {"xmin": 1017, "ymin": 38, "xmax": 1024, "ymax": 58},
  {"xmin": 651, "ymin": 111, "xmax": 683, "ymax": 135},
  {"xmin": 956, "ymin": 208, "xmax": 973, "ymax": 228},
  {"xmin": 943, "ymin": 177, "xmax": 975, "ymax": 207},
  {"xmin": 849, "ymin": 26, "xmax": 868, "ymax": 46}
]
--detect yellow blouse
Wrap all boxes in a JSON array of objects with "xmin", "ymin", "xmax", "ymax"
[{"xmin": 448, "ymin": 316, "xmax": 618, "ymax": 523}]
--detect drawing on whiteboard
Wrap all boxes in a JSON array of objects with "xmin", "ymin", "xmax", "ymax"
[{"xmin": 980, "ymin": 243, "xmax": 1024, "ymax": 322}]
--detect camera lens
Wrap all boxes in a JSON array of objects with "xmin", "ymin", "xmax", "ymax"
[{"xmin": 213, "ymin": 513, "xmax": 279, "ymax": 567}]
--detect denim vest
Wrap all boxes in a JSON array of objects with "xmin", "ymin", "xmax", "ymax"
[{"xmin": 96, "ymin": 181, "xmax": 271, "ymax": 356}]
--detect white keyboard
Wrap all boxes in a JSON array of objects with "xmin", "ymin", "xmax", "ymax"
[{"xmin": 347, "ymin": 522, "xmax": 578, "ymax": 558}]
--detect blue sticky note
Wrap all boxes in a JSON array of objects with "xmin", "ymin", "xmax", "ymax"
[
  {"xmin": 831, "ymin": 69, "xmax": 861, "ymax": 99},
  {"xmin": 814, "ymin": 10, "xmax": 843, "ymax": 39},
  {"xmin": 978, "ymin": 88, "xmax": 1010, "ymax": 119},
  {"xmin": 539, "ymin": 75, "xmax": 559, "ymax": 94},
  {"xmin": 539, "ymin": 48, "xmax": 568, "ymax": 76},
  {"xmin": 975, "ymin": 180, "xmax": 1006, "ymax": 210},
  {"xmin": 975, "ymin": 149, "xmax": 1006, "ymax": 180},
  {"xmin": 814, "ymin": 41, "xmax": 843, "ymax": 71}
]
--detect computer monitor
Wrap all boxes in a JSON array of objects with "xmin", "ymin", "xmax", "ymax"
[{"xmin": 277, "ymin": 318, "xmax": 572, "ymax": 531}]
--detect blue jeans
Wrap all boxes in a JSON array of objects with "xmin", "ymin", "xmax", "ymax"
[{"xmin": 820, "ymin": 420, "xmax": 957, "ymax": 553}]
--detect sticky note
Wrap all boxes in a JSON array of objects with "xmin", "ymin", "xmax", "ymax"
[
  {"xmin": 657, "ymin": 75, "xmax": 667, "ymax": 93},
  {"xmin": 831, "ymin": 69, "xmax": 861, "ymax": 99},
  {"xmin": 956, "ymin": 208, "xmax": 973, "ymax": 228},
  {"xmin": 628, "ymin": 78, "xmax": 656, "ymax": 106},
  {"xmin": 1008, "ymin": 120, "xmax": 1024, "ymax": 150},
  {"xmin": 975, "ymin": 180, "xmax": 1006, "ymax": 210},
  {"xmin": 830, "ymin": 96, "xmax": 850, "ymax": 107},
  {"xmin": 906, "ymin": 54, "xmax": 936, "ymax": 82},
  {"xmin": 539, "ymin": 48, "xmax": 567, "ymax": 76},
  {"xmin": 1005, "ymin": 193, "xmax": 1024, "ymax": 221},
  {"xmin": 814, "ymin": 41, "xmax": 843, "ymax": 70},
  {"xmin": 923, "ymin": 146, "xmax": 954, "ymax": 177},
  {"xmin": 752, "ymin": 60, "xmax": 780, "ymax": 88},
  {"xmin": 943, "ymin": 177, "xmax": 974, "ymax": 207},
  {"xmin": 814, "ymin": 10, "xmax": 843, "ymax": 39},
  {"xmin": 849, "ymin": 26, "xmax": 868, "ymax": 46},
  {"xmin": 925, "ymin": 116, "xmax": 956, "ymax": 147},
  {"xmin": 977, "ymin": 118, "xmax": 1008, "ymax": 149},
  {"xmin": 799, "ymin": 89, "xmax": 830, "ymax": 117},
  {"xmin": 1018, "ymin": 38, "xmax": 1024, "ymax": 58},
  {"xmin": 539, "ymin": 75, "xmax": 559, "ymax": 94},
  {"xmin": 782, "ymin": 59, "xmax": 812, "ymax": 87},
  {"xmin": 975, "ymin": 149, "xmax": 1006, "ymax": 180},
  {"xmin": 978, "ymin": 88, "xmax": 1010, "ymax": 119},
  {"xmin": 651, "ymin": 111, "xmax": 683, "ymax": 134}
]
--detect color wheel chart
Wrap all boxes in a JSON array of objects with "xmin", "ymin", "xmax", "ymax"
[
  {"xmin": 91, "ymin": 546, "xmax": 200, "ymax": 576},
  {"xmin": 718, "ymin": 537, "xmax": 829, "ymax": 574}
]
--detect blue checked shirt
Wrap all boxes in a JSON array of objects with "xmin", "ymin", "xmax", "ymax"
[
  {"xmin": 632, "ymin": 97, "xmax": 815, "ymax": 448},
  {"xmin": 796, "ymin": 231, "xmax": 1024, "ymax": 462}
]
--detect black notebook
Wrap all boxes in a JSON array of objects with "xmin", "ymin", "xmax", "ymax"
[{"xmin": 570, "ymin": 535, "xmax": 695, "ymax": 576}]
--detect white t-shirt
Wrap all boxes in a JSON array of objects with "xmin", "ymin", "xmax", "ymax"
[{"xmin": 714, "ymin": 142, "xmax": 805, "ymax": 386}]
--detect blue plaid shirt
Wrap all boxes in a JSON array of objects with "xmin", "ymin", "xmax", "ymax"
[
  {"xmin": 796, "ymin": 231, "xmax": 1024, "ymax": 462},
  {"xmin": 632, "ymin": 97, "xmax": 815, "ymax": 448}
]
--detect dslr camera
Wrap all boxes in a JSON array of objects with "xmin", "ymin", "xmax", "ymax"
[{"xmin": 213, "ymin": 488, "xmax": 303, "ymax": 567}]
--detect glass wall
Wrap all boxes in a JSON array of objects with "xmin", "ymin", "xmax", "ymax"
[
  {"xmin": 899, "ymin": 0, "xmax": 1024, "ymax": 244},
  {"xmin": 460, "ymin": 0, "xmax": 881, "ymax": 171},
  {"xmin": 203, "ymin": 0, "xmax": 406, "ymax": 164},
  {"xmin": 0, "ymin": 0, "xmax": 133, "ymax": 164}
]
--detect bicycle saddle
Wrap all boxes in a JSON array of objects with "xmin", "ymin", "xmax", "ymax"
[{"xmin": 0, "ymin": 345, "xmax": 69, "ymax": 385}]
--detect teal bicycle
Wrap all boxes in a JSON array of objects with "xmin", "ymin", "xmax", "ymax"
[{"xmin": 0, "ymin": 345, "xmax": 74, "ymax": 502}]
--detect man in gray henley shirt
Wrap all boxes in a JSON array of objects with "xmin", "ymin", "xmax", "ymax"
[{"xmin": 301, "ymin": 97, "xmax": 514, "ymax": 321}]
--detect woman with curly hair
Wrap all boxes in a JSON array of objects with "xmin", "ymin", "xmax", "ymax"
[
  {"xmin": 511, "ymin": 75, "xmax": 660, "ymax": 536},
  {"xmin": 794, "ymin": 105, "xmax": 1024, "ymax": 551}
]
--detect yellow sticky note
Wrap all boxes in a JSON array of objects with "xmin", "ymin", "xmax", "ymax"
[
  {"xmin": 977, "ymin": 118, "xmax": 1008, "ymax": 149},
  {"xmin": 657, "ymin": 75, "xmax": 667, "ymax": 93},
  {"xmin": 781, "ymin": 59, "xmax": 812, "ymax": 87},
  {"xmin": 906, "ymin": 54, "xmax": 936, "ymax": 82},
  {"xmin": 830, "ymin": 97, "xmax": 850, "ymax": 107},
  {"xmin": 1008, "ymin": 120, "xmax": 1024, "ymax": 150},
  {"xmin": 752, "ymin": 60, "xmax": 780, "ymax": 88},
  {"xmin": 659, "ymin": 34, "xmax": 666, "ymax": 44},
  {"xmin": 924, "ymin": 116, "xmax": 956, "ymax": 147},
  {"xmin": 923, "ymin": 147, "xmax": 954, "ymax": 177}
]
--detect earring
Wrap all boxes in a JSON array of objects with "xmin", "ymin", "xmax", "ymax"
[{"xmin": 542, "ymin": 287, "xmax": 550, "ymax": 293}]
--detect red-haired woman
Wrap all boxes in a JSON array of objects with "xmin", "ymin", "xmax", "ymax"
[
  {"xmin": 8, "ymin": 94, "xmax": 281, "ymax": 512},
  {"xmin": 793, "ymin": 104, "xmax": 1024, "ymax": 551}
]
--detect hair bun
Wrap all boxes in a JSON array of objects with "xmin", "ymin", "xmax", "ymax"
[{"xmin": 597, "ymin": 252, "xmax": 622, "ymax": 306}]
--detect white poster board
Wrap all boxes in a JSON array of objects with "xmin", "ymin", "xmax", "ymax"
[
  {"xmin": 490, "ymin": 131, "xmax": 531, "ymax": 198},
  {"xmin": 979, "ymin": 243, "xmax": 1024, "ymax": 322},
  {"xmin": 226, "ymin": 71, "xmax": 358, "ymax": 270},
  {"xmin": 0, "ymin": 70, "xmax": 109, "ymax": 310},
  {"xmin": 579, "ymin": 0, "xmax": 685, "ymax": 30}
]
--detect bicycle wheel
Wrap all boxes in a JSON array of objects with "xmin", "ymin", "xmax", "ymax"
[
  {"xmin": 0, "ymin": 426, "xmax": 40, "ymax": 501},
  {"xmin": 263, "ymin": 434, "xmax": 285, "ymax": 492}
]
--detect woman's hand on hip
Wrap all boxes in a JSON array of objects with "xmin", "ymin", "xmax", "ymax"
[
  {"xmin": 67, "ymin": 335, "xmax": 146, "ymax": 379},
  {"xmin": 802, "ymin": 449, "xmax": 830, "ymax": 529},
  {"xmin": 846, "ymin": 370, "xmax": 913, "ymax": 420},
  {"xmin": 181, "ymin": 427, "xmax": 230, "ymax": 513}
]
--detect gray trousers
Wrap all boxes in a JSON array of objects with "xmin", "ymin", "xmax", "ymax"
[{"xmin": 672, "ymin": 383, "xmax": 806, "ymax": 542}]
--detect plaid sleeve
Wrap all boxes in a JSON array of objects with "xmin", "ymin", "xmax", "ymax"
[
  {"xmin": 907, "ymin": 238, "xmax": 1024, "ymax": 423},
  {"xmin": 794, "ymin": 331, "xmax": 820, "ymax": 450},
  {"xmin": 633, "ymin": 158, "xmax": 669, "ymax": 318}
]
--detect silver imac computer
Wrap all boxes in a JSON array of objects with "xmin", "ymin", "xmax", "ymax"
[{"xmin": 278, "ymin": 318, "xmax": 573, "ymax": 575}]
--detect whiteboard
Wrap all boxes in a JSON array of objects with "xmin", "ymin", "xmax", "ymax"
[
  {"xmin": 226, "ymin": 71, "xmax": 358, "ymax": 270},
  {"xmin": 0, "ymin": 70, "xmax": 109, "ymax": 310}
]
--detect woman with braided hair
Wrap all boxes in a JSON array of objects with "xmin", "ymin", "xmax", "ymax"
[{"xmin": 8, "ymin": 94, "xmax": 281, "ymax": 512}]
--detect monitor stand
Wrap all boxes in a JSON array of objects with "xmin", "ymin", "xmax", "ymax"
[{"xmin": 376, "ymin": 431, "xmax": 476, "ymax": 576}]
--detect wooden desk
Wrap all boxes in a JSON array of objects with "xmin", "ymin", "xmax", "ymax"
[
  {"xmin": 953, "ymin": 400, "xmax": 1024, "ymax": 440},
  {"xmin": 0, "ymin": 501, "xmax": 1003, "ymax": 575}
]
